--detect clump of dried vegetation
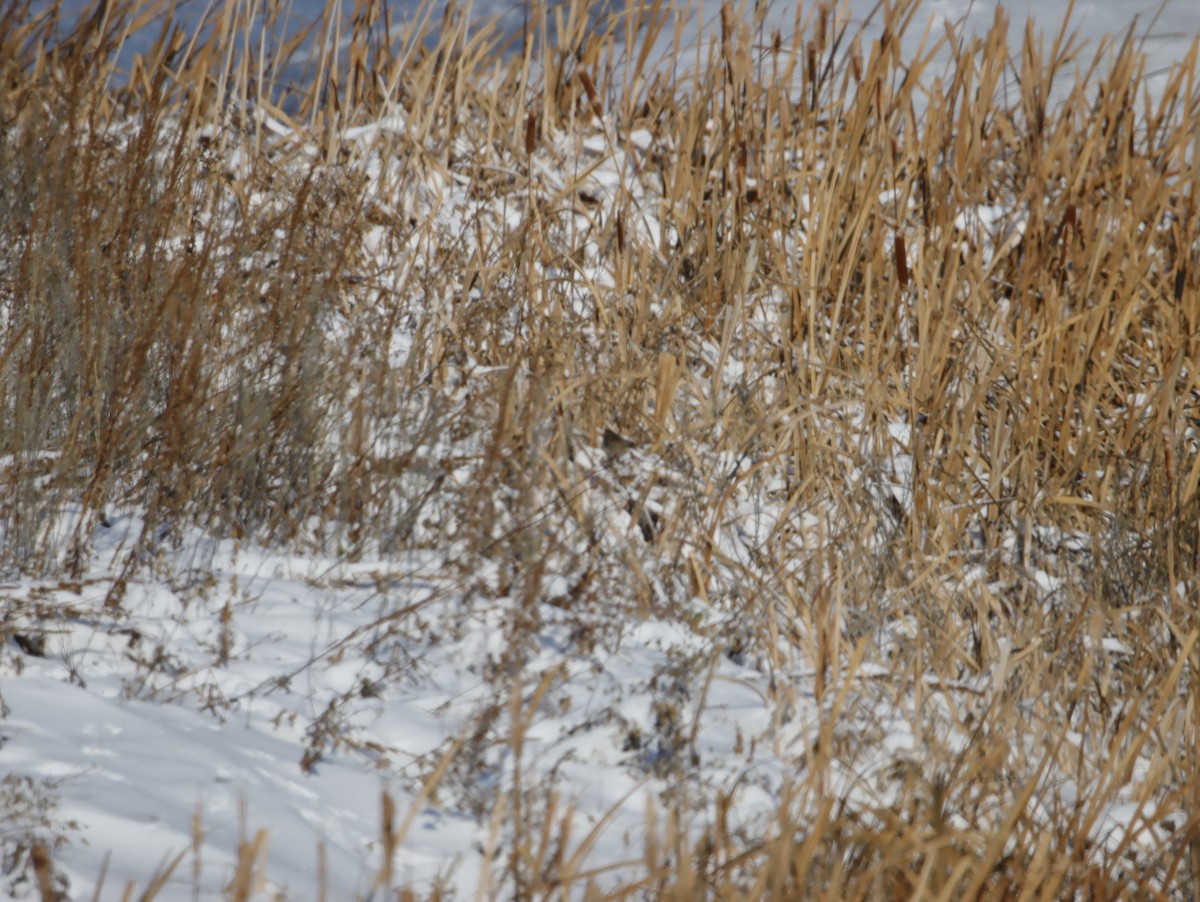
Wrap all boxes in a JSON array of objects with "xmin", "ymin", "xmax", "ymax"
[{"xmin": 3, "ymin": 0, "xmax": 1200, "ymax": 896}]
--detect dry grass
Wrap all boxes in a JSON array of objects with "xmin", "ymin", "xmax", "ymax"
[{"xmin": 2, "ymin": 0, "xmax": 1200, "ymax": 897}]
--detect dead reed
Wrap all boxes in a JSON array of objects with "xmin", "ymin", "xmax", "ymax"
[{"xmin": 2, "ymin": 0, "xmax": 1200, "ymax": 896}]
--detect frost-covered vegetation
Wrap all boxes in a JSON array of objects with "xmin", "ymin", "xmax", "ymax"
[{"xmin": 2, "ymin": 0, "xmax": 1200, "ymax": 897}]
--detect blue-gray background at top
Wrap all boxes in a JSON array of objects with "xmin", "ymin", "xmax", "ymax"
[{"xmin": 32, "ymin": 0, "xmax": 1200, "ymax": 97}]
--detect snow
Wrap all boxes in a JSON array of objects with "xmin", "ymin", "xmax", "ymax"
[
  {"xmin": 1, "ymin": 496, "xmax": 1181, "ymax": 896},
  {"xmin": 1, "ymin": 506, "xmax": 828, "ymax": 897}
]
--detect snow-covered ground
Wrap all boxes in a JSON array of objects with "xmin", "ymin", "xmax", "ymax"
[
  {"xmin": 3, "ymin": 469, "xmax": 1180, "ymax": 895},
  {"xmin": 2, "ymin": 511, "xmax": 836, "ymax": 897},
  {"xmin": 6, "ymin": 478, "xmax": 1164, "ymax": 897}
]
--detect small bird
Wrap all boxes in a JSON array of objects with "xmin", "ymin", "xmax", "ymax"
[{"xmin": 602, "ymin": 428, "xmax": 638, "ymax": 458}]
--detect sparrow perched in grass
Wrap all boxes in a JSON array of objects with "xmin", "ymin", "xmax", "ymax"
[{"xmin": 602, "ymin": 428, "xmax": 637, "ymax": 458}]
